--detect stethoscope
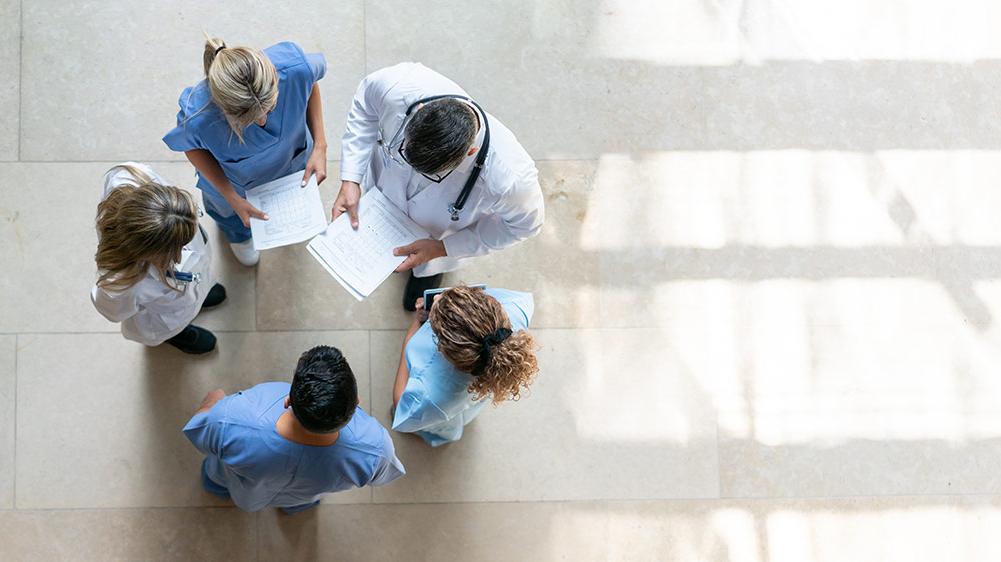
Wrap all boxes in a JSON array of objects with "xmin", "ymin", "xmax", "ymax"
[
  {"xmin": 165, "ymin": 224, "xmax": 208, "ymax": 286},
  {"xmin": 379, "ymin": 95, "xmax": 490, "ymax": 222}
]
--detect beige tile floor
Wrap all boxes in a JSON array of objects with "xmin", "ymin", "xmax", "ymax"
[{"xmin": 4, "ymin": 1, "xmax": 1001, "ymax": 561}]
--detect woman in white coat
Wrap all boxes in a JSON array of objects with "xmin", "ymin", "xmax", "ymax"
[
  {"xmin": 330, "ymin": 62, "xmax": 546, "ymax": 310},
  {"xmin": 91, "ymin": 163, "xmax": 225, "ymax": 354}
]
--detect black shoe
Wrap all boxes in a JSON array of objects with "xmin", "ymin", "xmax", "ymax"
[
  {"xmin": 403, "ymin": 273, "xmax": 443, "ymax": 311},
  {"xmin": 201, "ymin": 283, "xmax": 227, "ymax": 310},
  {"xmin": 165, "ymin": 324, "xmax": 217, "ymax": 354}
]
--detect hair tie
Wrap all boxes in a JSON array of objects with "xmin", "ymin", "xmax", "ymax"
[
  {"xmin": 214, "ymin": 44, "xmax": 226, "ymax": 56},
  {"xmin": 473, "ymin": 327, "xmax": 512, "ymax": 376}
]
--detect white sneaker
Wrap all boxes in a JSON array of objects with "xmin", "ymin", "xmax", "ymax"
[{"xmin": 229, "ymin": 240, "xmax": 260, "ymax": 267}]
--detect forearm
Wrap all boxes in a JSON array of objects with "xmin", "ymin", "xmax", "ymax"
[
  {"xmin": 184, "ymin": 149, "xmax": 239, "ymax": 201},
  {"xmin": 306, "ymin": 83, "xmax": 327, "ymax": 150},
  {"xmin": 392, "ymin": 321, "xmax": 423, "ymax": 409}
]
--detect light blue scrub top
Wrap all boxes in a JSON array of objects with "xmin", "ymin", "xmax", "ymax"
[
  {"xmin": 393, "ymin": 289, "xmax": 535, "ymax": 447},
  {"xmin": 162, "ymin": 42, "xmax": 326, "ymax": 215},
  {"xmin": 183, "ymin": 382, "xmax": 406, "ymax": 512}
]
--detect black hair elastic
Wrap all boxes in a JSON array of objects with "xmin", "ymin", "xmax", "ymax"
[
  {"xmin": 473, "ymin": 327, "xmax": 512, "ymax": 376},
  {"xmin": 214, "ymin": 44, "xmax": 226, "ymax": 55}
]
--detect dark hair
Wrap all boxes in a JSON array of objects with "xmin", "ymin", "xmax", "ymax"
[
  {"xmin": 289, "ymin": 346, "xmax": 358, "ymax": 434},
  {"xmin": 403, "ymin": 99, "xmax": 478, "ymax": 176}
]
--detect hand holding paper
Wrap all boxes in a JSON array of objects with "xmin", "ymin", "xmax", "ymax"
[
  {"xmin": 246, "ymin": 171, "xmax": 327, "ymax": 250},
  {"xmin": 308, "ymin": 188, "xmax": 431, "ymax": 300},
  {"xmin": 393, "ymin": 239, "xmax": 447, "ymax": 272}
]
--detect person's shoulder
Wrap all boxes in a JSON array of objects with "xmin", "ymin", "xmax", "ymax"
[
  {"xmin": 266, "ymin": 41, "xmax": 309, "ymax": 70},
  {"xmin": 216, "ymin": 382, "xmax": 289, "ymax": 423},
  {"xmin": 487, "ymin": 287, "xmax": 534, "ymax": 304},
  {"xmin": 177, "ymin": 82, "xmax": 210, "ymax": 113},
  {"xmin": 480, "ymin": 115, "xmax": 538, "ymax": 193},
  {"xmin": 338, "ymin": 408, "xmax": 394, "ymax": 455},
  {"xmin": 370, "ymin": 62, "xmax": 422, "ymax": 79},
  {"xmin": 489, "ymin": 288, "xmax": 535, "ymax": 327}
]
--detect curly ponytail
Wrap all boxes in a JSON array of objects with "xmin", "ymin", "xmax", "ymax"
[{"xmin": 429, "ymin": 286, "xmax": 539, "ymax": 404}]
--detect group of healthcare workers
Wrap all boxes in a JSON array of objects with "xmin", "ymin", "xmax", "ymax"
[{"xmin": 89, "ymin": 38, "xmax": 545, "ymax": 512}]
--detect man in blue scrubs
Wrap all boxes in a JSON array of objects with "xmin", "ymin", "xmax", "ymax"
[{"xmin": 183, "ymin": 346, "xmax": 405, "ymax": 513}]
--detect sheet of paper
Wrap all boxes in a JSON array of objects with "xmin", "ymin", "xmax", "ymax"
[
  {"xmin": 307, "ymin": 188, "xmax": 431, "ymax": 300},
  {"xmin": 246, "ymin": 171, "xmax": 327, "ymax": 250}
]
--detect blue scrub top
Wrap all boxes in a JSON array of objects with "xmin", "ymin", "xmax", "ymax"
[
  {"xmin": 163, "ymin": 42, "xmax": 326, "ymax": 214},
  {"xmin": 183, "ymin": 382, "xmax": 406, "ymax": 512},
  {"xmin": 393, "ymin": 288, "xmax": 535, "ymax": 447}
]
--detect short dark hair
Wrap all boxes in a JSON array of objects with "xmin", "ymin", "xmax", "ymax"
[
  {"xmin": 289, "ymin": 346, "xmax": 358, "ymax": 434},
  {"xmin": 403, "ymin": 99, "xmax": 478, "ymax": 176}
]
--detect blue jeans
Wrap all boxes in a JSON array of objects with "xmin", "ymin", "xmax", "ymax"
[{"xmin": 204, "ymin": 195, "xmax": 252, "ymax": 244}]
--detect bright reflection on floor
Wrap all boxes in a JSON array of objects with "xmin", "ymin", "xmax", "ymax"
[
  {"xmin": 594, "ymin": 0, "xmax": 1001, "ymax": 64},
  {"xmin": 571, "ymin": 329, "xmax": 695, "ymax": 444},
  {"xmin": 553, "ymin": 501, "xmax": 1001, "ymax": 561},
  {"xmin": 580, "ymin": 150, "xmax": 1001, "ymax": 445}
]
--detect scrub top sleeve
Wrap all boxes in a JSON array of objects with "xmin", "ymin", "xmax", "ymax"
[
  {"xmin": 392, "ymin": 379, "xmax": 449, "ymax": 434},
  {"xmin": 162, "ymin": 91, "xmax": 203, "ymax": 153},
  {"xmin": 368, "ymin": 432, "xmax": 407, "ymax": 486},
  {"xmin": 182, "ymin": 406, "xmax": 227, "ymax": 456},
  {"xmin": 305, "ymin": 52, "xmax": 326, "ymax": 82}
]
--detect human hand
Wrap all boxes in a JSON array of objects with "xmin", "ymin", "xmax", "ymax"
[
  {"xmin": 415, "ymin": 297, "xmax": 429, "ymax": 324},
  {"xmin": 196, "ymin": 388, "xmax": 226, "ymax": 414},
  {"xmin": 331, "ymin": 180, "xmax": 361, "ymax": 229},
  {"xmin": 302, "ymin": 145, "xmax": 328, "ymax": 186},
  {"xmin": 227, "ymin": 194, "xmax": 268, "ymax": 228},
  {"xmin": 393, "ymin": 239, "xmax": 446, "ymax": 272}
]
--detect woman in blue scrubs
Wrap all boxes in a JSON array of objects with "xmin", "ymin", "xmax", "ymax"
[
  {"xmin": 392, "ymin": 285, "xmax": 540, "ymax": 446},
  {"xmin": 163, "ymin": 36, "xmax": 328, "ymax": 266}
]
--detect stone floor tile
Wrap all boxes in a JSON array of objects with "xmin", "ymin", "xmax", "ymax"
[
  {"xmin": 368, "ymin": 328, "xmax": 717, "ymax": 503},
  {"xmin": 15, "ymin": 331, "xmax": 371, "ymax": 508},
  {"xmin": 20, "ymin": 0, "xmax": 364, "ymax": 161}
]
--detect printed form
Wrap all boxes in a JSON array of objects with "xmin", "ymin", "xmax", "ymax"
[
  {"xmin": 308, "ymin": 188, "xmax": 430, "ymax": 301},
  {"xmin": 246, "ymin": 171, "xmax": 328, "ymax": 250}
]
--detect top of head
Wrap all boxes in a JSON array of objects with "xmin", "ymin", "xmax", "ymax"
[
  {"xmin": 289, "ymin": 345, "xmax": 358, "ymax": 434},
  {"xmin": 202, "ymin": 36, "xmax": 279, "ymax": 140},
  {"xmin": 403, "ymin": 99, "xmax": 479, "ymax": 176}
]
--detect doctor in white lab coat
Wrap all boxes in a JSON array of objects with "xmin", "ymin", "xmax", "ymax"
[
  {"xmin": 91, "ymin": 163, "xmax": 224, "ymax": 354},
  {"xmin": 331, "ymin": 62, "xmax": 545, "ymax": 310}
]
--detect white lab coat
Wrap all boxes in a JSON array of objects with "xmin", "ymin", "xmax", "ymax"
[
  {"xmin": 340, "ymin": 63, "xmax": 545, "ymax": 277},
  {"xmin": 90, "ymin": 163, "xmax": 216, "ymax": 346}
]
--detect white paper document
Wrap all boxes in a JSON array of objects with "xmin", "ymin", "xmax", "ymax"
[
  {"xmin": 246, "ymin": 171, "xmax": 327, "ymax": 250},
  {"xmin": 307, "ymin": 188, "xmax": 430, "ymax": 301}
]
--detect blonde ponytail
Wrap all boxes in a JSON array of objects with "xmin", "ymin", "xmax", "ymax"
[
  {"xmin": 201, "ymin": 34, "xmax": 279, "ymax": 143},
  {"xmin": 429, "ymin": 286, "xmax": 540, "ymax": 405}
]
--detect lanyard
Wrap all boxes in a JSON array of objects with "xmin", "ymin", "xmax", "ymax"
[
  {"xmin": 166, "ymin": 270, "xmax": 200, "ymax": 284},
  {"xmin": 398, "ymin": 95, "xmax": 491, "ymax": 222},
  {"xmin": 165, "ymin": 225, "xmax": 208, "ymax": 284}
]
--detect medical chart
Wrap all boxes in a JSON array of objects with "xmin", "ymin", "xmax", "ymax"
[
  {"xmin": 246, "ymin": 171, "xmax": 328, "ymax": 250},
  {"xmin": 307, "ymin": 188, "xmax": 430, "ymax": 301}
]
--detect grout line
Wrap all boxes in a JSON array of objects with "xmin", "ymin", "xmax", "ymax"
[
  {"xmin": 0, "ymin": 327, "xmax": 633, "ymax": 336},
  {"xmin": 0, "ymin": 158, "xmax": 602, "ymax": 164},
  {"xmin": 5, "ymin": 492, "xmax": 1001, "ymax": 514},
  {"xmin": 11, "ymin": 335, "xmax": 17, "ymax": 509},
  {"xmin": 17, "ymin": 0, "xmax": 23, "ymax": 161},
  {"xmin": 367, "ymin": 330, "xmax": 373, "ymax": 412},
  {"xmin": 366, "ymin": 0, "xmax": 370, "ymax": 73},
  {"xmin": 254, "ymin": 511, "xmax": 261, "ymax": 562},
  {"xmin": 715, "ymin": 409, "xmax": 722, "ymax": 500}
]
